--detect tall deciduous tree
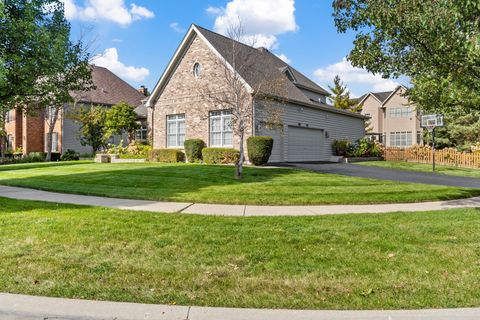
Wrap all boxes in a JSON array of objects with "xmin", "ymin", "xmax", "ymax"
[
  {"xmin": 332, "ymin": 0, "xmax": 480, "ymax": 112},
  {"xmin": 105, "ymin": 102, "xmax": 139, "ymax": 142},
  {"xmin": 198, "ymin": 22, "xmax": 285, "ymax": 179},
  {"xmin": 0, "ymin": 0, "xmax": 93, "ymax": 160},
  {"xmin": 328, "ymin": 75, "xmax": 361, "ymax": 112}
]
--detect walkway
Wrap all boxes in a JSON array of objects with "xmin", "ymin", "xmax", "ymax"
[
  {"xmin": 292, "ymin": 162, "xmax": 480, "ymax": 188},
  {"xmin": 2, "ymin": 185, "xmax": 480, "ymax": 216},
  {"xmin": 1, "ymin": 293, "xmax": 479, "ymax": 320}
]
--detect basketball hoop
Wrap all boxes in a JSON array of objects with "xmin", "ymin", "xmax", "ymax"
[
  {"xmin": 421, "ymin": 114, "xmax": 445, "ymax": 172},
  {"xmin": 426, "ymin": 124, "xmax": 436, "ymax": 133}
]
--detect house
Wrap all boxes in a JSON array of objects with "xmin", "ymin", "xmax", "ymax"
[
  {"xmin": 145, "ymin": 24, "xmax": 365, "ymax": 162},
  {"xmin": 358, "ymin": 85, "xmax": 423, "ymax": 148},
  {"xmin": 3, "ymin": 66, "xmax": 147, "ymax": 155}
]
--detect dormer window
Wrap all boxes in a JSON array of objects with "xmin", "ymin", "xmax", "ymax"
[
  {"xmin": 284, "ymin": 69, "xmax": 296, "ymax": 83},
  {"xmin": 193, "ymin": 62, "xmax": 202, "ymax": 79}
]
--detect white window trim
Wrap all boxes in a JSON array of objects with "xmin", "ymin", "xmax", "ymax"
[
  {"xmin": 166, "ymin": 114, "xmax": 186, "ymax": 148},
  {"xmin": 209, "ymin": 110, "xmax": 233, "ymax": 147}
]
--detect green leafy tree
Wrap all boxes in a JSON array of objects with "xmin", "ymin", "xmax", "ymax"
[
  {"xmin": 423, "ymin": 111, "xmax": 480, "ymax": 151},
  {"xmin": 328, "ymin": 75, "xmax": 361, "ymax": 112},
  {"xmin": 105, "ymin": 102, "xmax": 139, "ymax": 141},
  {"xmin": 332, "ymin": 0, "xmax": 480, "ymax": 112},
  {"xmin": 69, "ymin": 106, "xmax": 108, "ymax": 154},
  {"xmin": 0, "ymin": 0, "xmax": 93, "ymax": 160}
]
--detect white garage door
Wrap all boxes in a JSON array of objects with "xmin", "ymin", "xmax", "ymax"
[{"xmin": 287, "ymin": 126, "xmax": 324, "ymax": 162}]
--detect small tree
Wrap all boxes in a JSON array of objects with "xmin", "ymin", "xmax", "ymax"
[
  {"xmin": 197, "ymin": 22, "xmax": 285, "ymax": 179},
  {"xmin": 69, "ymin": 106, "xmax": 108, "ymax": 153},
  {"xmin": 328, "ymin": 75, "xmax": 361, "ymax": 112},
  {"xmin": 105, "ymin": 102, "xmax": 139, "ymax": 142}
]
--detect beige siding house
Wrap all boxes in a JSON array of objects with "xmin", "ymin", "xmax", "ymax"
[
  {"xmin": 146, "ymin": 24, "xmax": 366, "ymax": 162},
  {"xmin": 358, "ymin": 86, "xmax": 422, "ymax": 147}
]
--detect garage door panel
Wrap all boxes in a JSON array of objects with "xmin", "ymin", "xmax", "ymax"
[
  {"xmin": 287, "ymin": 126, "xmax": 323, "ymax": 162},
  {"xmin": 257, "ymin": 127, "xmax": 283, "ymax": 162}
]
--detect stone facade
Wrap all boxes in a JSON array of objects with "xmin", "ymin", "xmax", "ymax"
[{"xmin": 152, "ymin": 34, "xmax": 253, "ymax": 150}]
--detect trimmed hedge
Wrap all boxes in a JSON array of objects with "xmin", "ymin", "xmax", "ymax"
[
  {"xmin": 202, "ymin": 148, "xmax": 240, "ymax": 164},
  {"xmin": 60, "ymin": 149, "xmax": 80, "ymax": 161},
  {"xmin": 184, "ymin": 139, "xmax": 206, "ymax": 163},
  {"xmin": 247, "ymin": 136, "xmax": 274, "ymax": 165},
  {"xmin": 149, "ymin": 149, "xmax": 185, "ymax": 163}
]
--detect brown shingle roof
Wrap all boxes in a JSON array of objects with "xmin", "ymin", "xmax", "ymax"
[
  {"xmin": 73, "ymin": 66, "xmax": 146, "ymax": 107},
  {"xmin": 194, "ymin": 25, "xmax": 330, "ymax": 105},
  {"xmin": 372, "ymin": 91, "xmax": 393, "ymax": 103}
]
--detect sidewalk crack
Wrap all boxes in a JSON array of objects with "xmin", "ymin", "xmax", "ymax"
[
  {"xmin": 178, "ymin": 203, "xmax": 194, "ymax": 214},
  {"xmin": 186, "ymin": 306, "xmax": 191, "ymax": 320}
]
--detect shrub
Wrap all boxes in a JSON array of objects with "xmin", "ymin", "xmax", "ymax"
[
  {"xmin": 332, "ymin": 139, "xmax": 351, "ymax": 156},
  {"xmin": 27, "ymin": 152, "xmax": 46, "ymax": 162},
  {"xmin": 247, "ymin": 136, "xmax": 274, "ymax": 165},
  {"xmin": 341, "ymin": 138, "xmax": 384, "ymax": 158},
  {"xmin": 202, "ymin": 148, "xmax": 240, "ymax": 164},
  {"xmin": 184, "ymin": 139, "xmax": 206, "ymax": 163},
  {"xmin": 149, "ymin": 149, "xmax": 185, "ymax": 163},
  {"xmin": 61, "ymin": 149, "xmax": 80, "ymax": 161}
]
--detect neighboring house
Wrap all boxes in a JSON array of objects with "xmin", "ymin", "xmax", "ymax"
[
  {"xmin": 358, "ymin": 85, "xmax": 422, "ymax": 148},
  {"xmin": 3, "ymin": 66, "xmax": 147, "ymax": 155},
  {"xmin": 146, "ymin": 24, "xmax": 365, "ymax": 162}
]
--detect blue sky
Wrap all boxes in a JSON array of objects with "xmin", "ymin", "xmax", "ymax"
[{"xmin": 65, "ymin": 0, "xmax": 405, "ymax": 98}]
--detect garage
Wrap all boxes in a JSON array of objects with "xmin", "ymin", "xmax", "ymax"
[{"xmin": 287, "ymin": 126, "xmax": 324, "ymax": 162}]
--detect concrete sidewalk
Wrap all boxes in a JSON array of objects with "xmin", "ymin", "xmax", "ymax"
[
  {"xmin": 1, "ymin": 293, "xmax": 479, "ymax": 320},
  {"xmin": 2, "ymin": 185, "xmax": 480, "ymax": 216}
]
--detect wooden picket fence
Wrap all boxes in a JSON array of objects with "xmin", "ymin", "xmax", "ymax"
[{"xmin": 384, "ymin": 147, "xmax": 480, "ymax": 169}]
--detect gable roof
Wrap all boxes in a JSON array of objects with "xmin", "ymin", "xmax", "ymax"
[
  {"xmin": 73, "ymin": 66, "xmax": 146, "ymax": 107},
  {"xmin": 147, "ymin": 24, "xmax": 364, "ymax": 119},
  {"xmin": 356, "ymin": 85, "xmax": 408, "ymax": 107}
]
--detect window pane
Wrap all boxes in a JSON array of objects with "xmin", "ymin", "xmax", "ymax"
[
  {"xmin": 178, "ymin": 120, "xmax": 185, "ymax": 134},
  {"xmin": 223, "ymin": 116, "xmax": 233, "ymax": 131},
  {"xmin": 223, "ymin": 132, "xmax": 233, "ymax": 146},
  {"xmin": 211, "ymin": 132, "xmax": 221, "ymax": 146},
  {"xmin": 167, "ymin": 122, "xmax": 176, "ymax": 134},
  {"xmin": 211, "ymin": 118, "xmax": 221, "ymax": 132},
  {"xmin": 167, "ymin": 135, "xmax": 176, "ymax": 147},
  {"xmin": 178, "ymin": 134, "xmax": 185, "ymax": 146}
]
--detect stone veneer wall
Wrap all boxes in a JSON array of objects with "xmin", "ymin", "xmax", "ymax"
[{"xmin": 152, "ymin": 34, "xmax": 253, "ymax": 151}]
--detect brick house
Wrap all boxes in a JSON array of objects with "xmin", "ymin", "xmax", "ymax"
[
  {"xmin": 358, "ymin": 85, "xmax": 423, "ymax": 147},
  {"xmin": 146, "ymin": 25, "xmax": 366, "ymax": 162},
  {"xmin": 3, "ymin": 66, "xmax": 147, "ymax": 155}
]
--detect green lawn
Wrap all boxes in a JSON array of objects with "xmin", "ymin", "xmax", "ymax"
[
  {"xmin": 1, "ymin": 197, "xmax": 480, "ymax": 309},
  {"xmin": 0, "ymin": 161, "xmax": 479, "ymax": 205},
  {"xmin": 358, "ymin": 160, "xmax": 480, "ymax": 178}
]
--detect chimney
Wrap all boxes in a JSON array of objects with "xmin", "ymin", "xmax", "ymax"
[{"xmin": 138, "ymin": 85, "xmax": 149, "ymax": 96}]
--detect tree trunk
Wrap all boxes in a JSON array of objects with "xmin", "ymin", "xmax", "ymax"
[
  {"xmin": 235, "ymin": 128, "xmax": 245, "ymax": 179},
  {"xmin": 45, "ymin": 107, "xmax": 60, "ymax": 161},
  {"xmin": 0, "ymin": 110, "xmax": 7, "ymax": 161}
]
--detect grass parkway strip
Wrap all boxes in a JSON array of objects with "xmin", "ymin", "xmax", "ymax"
[{"xmin": 2, "ymin": 197, "xmax": 480, "ymax": 310}]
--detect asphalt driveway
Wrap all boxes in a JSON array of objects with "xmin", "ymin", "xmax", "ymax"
[{"xmin": 292, "ymin": 162, "xmax": 480, "ymax": 188}]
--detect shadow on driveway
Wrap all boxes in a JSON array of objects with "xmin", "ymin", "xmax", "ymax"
[{"xmin": 291, "ymin": 162, "xmax": 480, "ymax": 188}]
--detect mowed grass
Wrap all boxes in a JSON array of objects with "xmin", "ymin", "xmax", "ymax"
[
  {"xmin": 358, "ymin": 160, "xmax": 480, "ymax": 178},
  {"xmin": 0, "ymin": 161, "xmax": 479, "ymax": 205},
  {"xmin": 1, "ymin": 197, "xmax": 480, "ymax": 309}
]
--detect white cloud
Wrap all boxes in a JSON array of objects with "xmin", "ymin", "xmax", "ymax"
[
  {"xmin": 169, "ymin": 22, "xmax": 185, "ymax": 33},
  {"xmin": 314, "ymin": 57, "xmax": 400, "ymax": 94},
  {"xmin": 91, "ymin": 48, "xmax": 150, "ymax": 82},
  {"xmin": 112, "ymin": 38, "xmax": 122, "ymax": 43},
  {"xmin": 276, "ymin": 53, "xmax": 291, "ymax": 64},
  {"xmin": 62, "ymin": 0, "xmax": 154, "ymax": 26},
  {"xmin": 207, "ymin": 0, "xmax": 298, "ymax": 50}
]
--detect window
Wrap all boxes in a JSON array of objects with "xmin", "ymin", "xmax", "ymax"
[
  {"xmin": 6, "ymin": 134, "xmax": 13, "ymax": 151},
  {"xmin": 46, "ymin": 106, "xmax": 57, "ymax": 123},
  {"xmin": 193, "ymin": 63, "xmax": 202, "ymax": 79},
  {"xmin": 389, "ymin": 131, "xmax": 413, "ymax": 147},
  {"xmin": 167, "ymin": 114, "xmax": 185, "ymax": 147},
  {"xmin": 5, "ymin": 110, "xmax": 13, "ymax": 123},
  {"xmin": 364, "ymin": 113, "xmax": 371, "ymax": 118},
  {"xmin": 45, "ymin": 132, "xmax": 58, "ymax": 152},
  {"xmin": 389, "ymin": 107, "xmax": 412, "ymax": 118},
  {"xmin": 135, "ymin": 125, "xmax": 148, "ymax": 142},
  {"xmin": 210, "ymin": 110, "xmax": 233, "ymax": 147}
]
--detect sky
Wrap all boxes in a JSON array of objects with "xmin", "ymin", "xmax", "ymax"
[{"xmin": 64, "ymin": 0, "xmax": 407, "ymax": 98}]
